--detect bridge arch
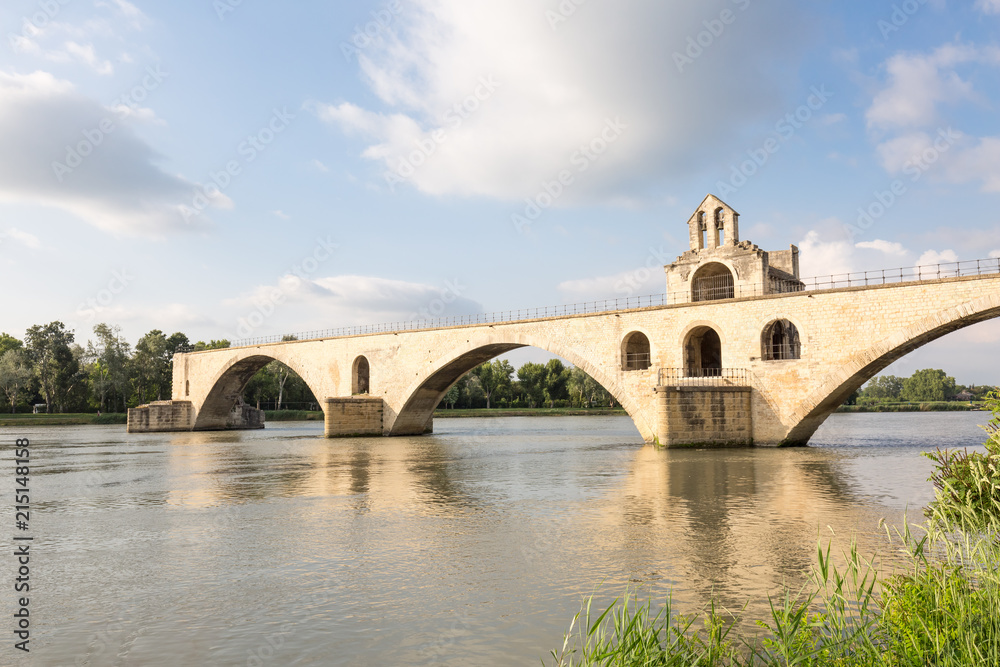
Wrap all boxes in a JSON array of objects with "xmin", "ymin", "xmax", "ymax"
[
  {"xmin": 193, "ymin": 352, "xmax": 324, "ymax": 430},
  {"xmin": 784, "ymin": 292, "xmax": 1000, "ymax": 444},
  {"xmin": 388, "ymin": 334, "xmax": 651, "ymax": 439}
]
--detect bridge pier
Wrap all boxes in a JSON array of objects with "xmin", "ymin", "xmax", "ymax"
[
  {"xmin": 323, "ymin": 397, "xmax": 384, "ymax": 437},
  {"xmin": 654, "ymin": 385, "xmax": 754, "ymax": 448}
]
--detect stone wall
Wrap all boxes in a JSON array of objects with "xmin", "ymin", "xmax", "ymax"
[
  {"xmin": 324, "ymin": 397, "xmax": 384, "ymax": 437},
  {"xmin": 655, "ymin": 387, "xmax": 752, "ymax": 447},
  {"xmin": 127, "ymin": 400, "xmax": 194, "ymax": 433}
]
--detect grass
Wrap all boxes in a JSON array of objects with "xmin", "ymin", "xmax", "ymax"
[
  {"xmin": 0, "ymin": 412, "xmax": 127, "ymax": 426},
  {"xmin": 263, "ymin": 409, "xmax": 324, "ymax": 421},
  {"xmin": 547, "ymin": 392, "xmax": 1000, "ymax": 666}
]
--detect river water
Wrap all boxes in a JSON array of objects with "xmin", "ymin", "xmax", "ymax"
[{"xmin": 3, "ymin": 411, "xmax": 992, "ymax": 666}]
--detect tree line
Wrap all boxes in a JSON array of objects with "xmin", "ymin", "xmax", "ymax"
[
  {"xmin": 441, "ymin": 358, "xmax": 616, "ymax": 410},
  {"xmin": 856, "ymin": 369, "xmax": 995, "ymax": 405}
]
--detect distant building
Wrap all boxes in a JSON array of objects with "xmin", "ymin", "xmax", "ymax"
[{"xmin": 952, "ymin": 389, "xmax": 975, "ymax": 402}]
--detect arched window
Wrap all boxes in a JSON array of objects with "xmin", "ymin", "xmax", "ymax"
[
  {"xmin": 715, "ymin": 208, "xmax": 725, "ymax": 246},
  {"xmin": 691, "ymin": 262, "xmax": 735, "ymax": 302},
  {"xmin": 352, "ymin": 356, "xmax": 370, "ymax": 394},
  {"xmin": 698, "ymin": 212, "xmax": 707, "ymax": 249},
  {"xmin": 684, "ymin": 326, "xmax": 723, "ymax": 377},
  {"xmin": 622, "ymin": 332, "xmax": 651, "ymax": 371},
  {"xmin": 761, "ymin": 320, "xmax": 801, "ymax": 361}
]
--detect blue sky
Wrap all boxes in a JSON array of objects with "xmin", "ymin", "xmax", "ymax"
[{"xmin": 2, "ymin": 0, "xmax": 999, "ymax": 383}]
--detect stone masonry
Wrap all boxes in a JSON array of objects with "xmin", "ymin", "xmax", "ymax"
[{"xmin": 136, "ymin": 196, "xmax": 1000, "ymax": 446}]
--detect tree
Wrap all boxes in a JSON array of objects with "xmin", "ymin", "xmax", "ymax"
[
  {"xmin": 25, "ymin": 322, "xmax": 76, "ymax": 413},
  {"xmin": 131, "ymin": 330, "xmax": 171, "ymax": 404},
  {"xmin": 443, "ymin": 384, "xmax": 460, "ymax": 409},
  {"xmin": 901, "ymin": 369, "xmax": 957, "ymax": 402},
  {"xmin": 165, "ymin": 332, "xmax": 191, "ymax": 357},
  {"xmin": 517, "ymin": 362, "xmax": 547, "ymax": 408},
  {"xmin": 0, "ymin": 350, "xmax": 32, "ymax": 413},
  {"xmin": 0, "ymin": 333, "xmax": 23, "ymax": 358},
  {"xmin": 861, "ymin": 375, "xmax": 904, "ymax": 402},
  {"xmin": 543, "ymin": 359, "xmax": 570, "ymax": 407},
  {"xmin": 87, "ymin": 323, "xmax": 131, "ymax": 412},
  {"xmin": 472, "ymin": 359, "xmax": 514, "ymax": 409}
]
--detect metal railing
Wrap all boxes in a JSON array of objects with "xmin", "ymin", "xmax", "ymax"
[
  {"xmin": 623, "ymin": 352, "xmax": 651, "ymax": 371},
  {"xmin": 180, "ymin": 256, "xmax": 1000, "ymax": 352},
  {"xmin": 657, "ymin": 368, "xmax": 752, "ymax": 387}
]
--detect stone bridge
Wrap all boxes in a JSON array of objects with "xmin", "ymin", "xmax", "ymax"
[{"xmin": 128, "ymin": 196, "xmax": 1000, "ymax": 446}]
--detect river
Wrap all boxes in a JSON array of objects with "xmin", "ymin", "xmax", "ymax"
[{"xmin": 3, "ymin": 411, "xmax": 992, "ymax": 666}]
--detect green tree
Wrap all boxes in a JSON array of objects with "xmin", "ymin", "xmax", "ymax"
[
  {"xmin": 87, "ymin": 323, "xmax": 131, "ymax": 412},
  {"xmin": 543, "ymin": 359, "xmax": 570, "ymax": 407},
  {"xmin": 861, "ymin": 375, "xmax": 905, "ymax": 402},
  {"xmin": 443, "ymin": 384, "xmax": 460, "ymax": 409},
  {"xmin": 131, "ymin": 330, "xmax": 171, "ymax": 404},
  {"xmin": 24, "ymin": 321, "xmax": 76, "ymax": 413},
  {"xmin": 472, "ymin": 359, "xmax": 514, "ymax": 409},
  {"xmin": 0, "ymin": 349, "xmax": 32, "ymax": 413},
  {"xmin": 165, "ymin": 332, "xmax": 191, "ymax": 357},
  {"xmin": 517, "ymin": 362, "xmax": 547, "ymax": 408},
  {"xmin": 902, "ymin": 369, "xmax": 957, "ymax": 402},
  {"xmin": 0, "ymin": 333, "xmax": 23, "ymax": 358}
]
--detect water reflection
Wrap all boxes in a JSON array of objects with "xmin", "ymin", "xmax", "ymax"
[{"xmin": 24, "ymin": 412, "xmax": 990, "ymax": 666}]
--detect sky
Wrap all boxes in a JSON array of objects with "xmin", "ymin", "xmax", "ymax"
[{"xmin": 1, "ymin": 0, "xmax": 1000, "ymax": 384}]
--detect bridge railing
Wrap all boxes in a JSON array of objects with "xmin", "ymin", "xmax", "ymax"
[
  {"xmin": 657, "ymin": 368, "xmax": 753, "ymax": 387},
  {"xmin": 181, "ymin": 256, "xmax": 1000, "ymax": 351}
]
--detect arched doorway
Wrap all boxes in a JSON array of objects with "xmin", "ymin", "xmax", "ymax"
[
  {"xmin": 684, "ymin": 326, "xmax": 723, "ymax": 377},
  {"xmin": 621, "ymin": 331, "xmax": 651, "ymax": 370},
  {"xmin": 353, "ymin": 356, "xmax": 370, "ymax": 395},
  {"xmin": 691, "ymin": 262, "xmax": 735, "ymax": 302}
]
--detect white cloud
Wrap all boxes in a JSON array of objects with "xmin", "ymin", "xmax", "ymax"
[
  {"xmin": 976, "ymin": 0, "xmax": 1000, "ymax": 14},
  {"xmin": 224, "ymin": 274, "xmax": 485, "ymax": 338},
  {"xmin": 855, "ymin": 239, "xmax": 907, "ymax": 256},
  {"xmin": 310, "ymin": 159, "xmax": 330, "ymax": 172},
  {"xmin": 866, "ymin": 43, "xmax": 987, "ymax": 131},
  {"xmin": 64, "ymin": 41, "xmax": 114, "ymax": 75},
  {"xmin": 0, "ymin": 71, "xmax": 222, "ymax": 236},
  {"xmin": 798, "ymin": 227, "xmax": 855, "ymax": 278},
  {"xmin": 557, "ymin": 268, "xmax": 661, "ymax": 302},
  {"xmin": 916, "ymin": 249, "xmax": 959, "ymax": 266},
  {"xmin": 990, "ymin": 250, "xmax": 1000, "ymax": 259},
  {"xmin": 318, "ymin": 0, "xmax": 807, "ymax": 203},
  {"xmin": 271, "ymin": 210, "xmax": 290, "ymax": 220},
  {"xmin": 0, "ymin": 228, "xmax": 42, "ymax": 250}
]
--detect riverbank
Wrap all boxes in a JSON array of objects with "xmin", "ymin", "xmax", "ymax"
[
  {"xmin": 836, "ymin": 401, "xmax": 987, "ymax": 412},
  {"xmin": 0, "ymin": 412, "xmax": 127, "ymax": 426}
]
